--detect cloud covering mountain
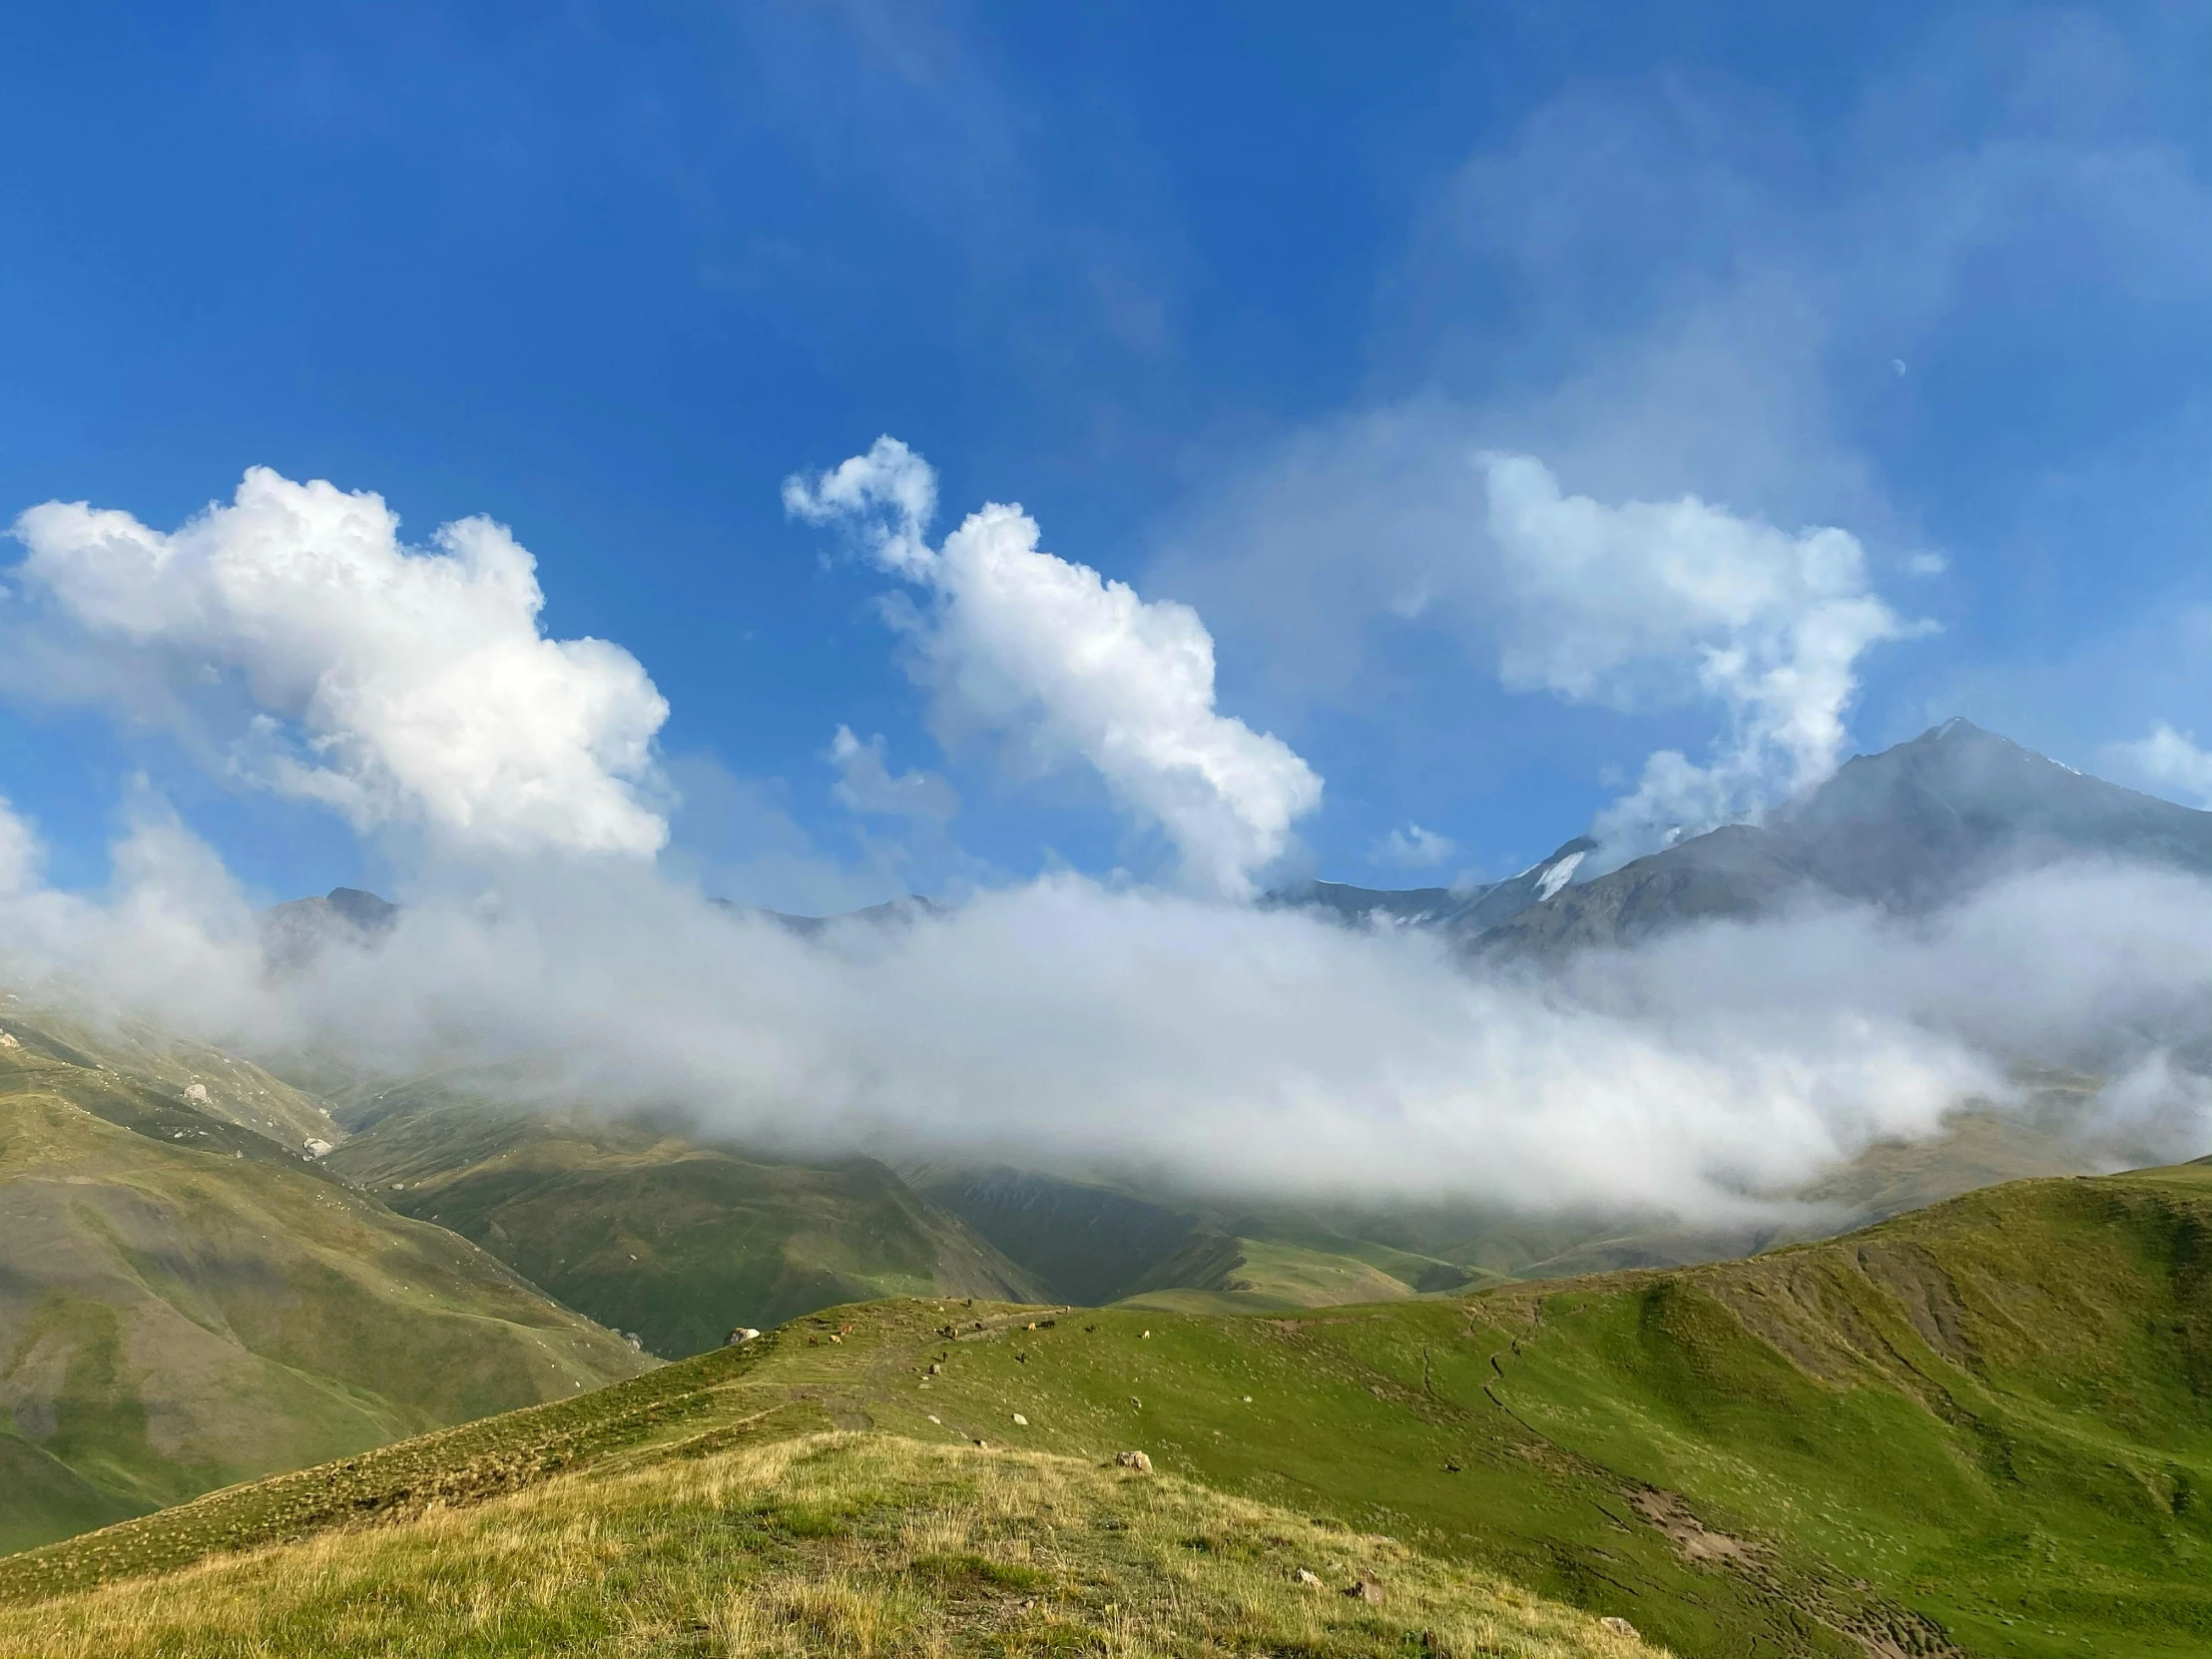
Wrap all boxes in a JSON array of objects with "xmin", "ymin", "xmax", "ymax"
[{"xmin": 3, "ymin": 458, "xmax": 2210, "ymax": 1232}]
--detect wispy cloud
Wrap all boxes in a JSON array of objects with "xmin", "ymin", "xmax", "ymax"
[
  {"xmin": 1371, "ymin": 823, "xmax": 1455, "ymax": 870},
  {"xmin": 2109, "ymin": 723, "xmax": 2212, "ymax": 809},
  {"xmin": 828, "ymin": 726, "xmax": 958, "ymax": 822}
]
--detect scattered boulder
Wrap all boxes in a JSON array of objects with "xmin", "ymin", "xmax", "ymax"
[
  {"xmin": 1011, "ymin": 1412, "xmax": 1028, "ymax": 1426},
  {"xmin": 724, "ymin": 1327, "xmax": 761, "ymax": 1346},
  {"xmin": 1294, "ymin": 1568, "xmax": 1322, "ymax": 1588},
  {"xmin": 302, "ymin": 1138, "xmax": 333, "ymax": 1158},
  {"xmin": 1346, "ymin": 1577, "xmax": 1383, "ymax": 1604},
  {"xmin": 1599, "ymin": 1616, "xmax": 1638, "ymax": 1637},
  {"xmin": 0, "ymin": 1028, "xmax": 19, "ymax": 1049},
  {"xmin": 1115, "ymin": 1450, "xmax": 1153, "ymax": 1473},
  {"xmin": 184, "ymin": 1082, "xmax": 210, "ymax": 1103}
]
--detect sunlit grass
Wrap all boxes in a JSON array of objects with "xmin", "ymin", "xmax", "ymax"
[{"xmin": 0, "ymin": 1432, "xmax": 1661, "ymax": 1657}]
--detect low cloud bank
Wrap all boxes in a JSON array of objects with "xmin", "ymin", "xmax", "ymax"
[
  {"xmin": 2, "ymin": 458, "xmax": 2205, "ymax": 1227},
  {"xmin": 7, "ymin": 795, "xmax": 2209, "ymax": 1222}
]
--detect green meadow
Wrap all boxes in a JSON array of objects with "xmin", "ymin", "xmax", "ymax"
[{"xmin": 7, "ymin": 1160, "xmax": 2211, "ymax": 1654}]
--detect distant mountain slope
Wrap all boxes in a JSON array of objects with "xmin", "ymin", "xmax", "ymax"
[
  {"xmin": 0, "ymin": 1015, "xmax": 650, "ymax": 1555},
  {"xmin": 1260, "ymin": 878, "xmax": 1458, "ymax": 924},
  {"xmin": 1477, "ymin": 720, "xmax": 2212, "ymax": 957},
  {"xmin": 326, "ymin": 1088, "xmax": 1040, "ymax": 1358},
  {"xmin": 18, "ymin": 1160, "xmax": 2212, "ymax": 1655},
  {"xmin": 1267, "ymin": 722, "xmax": 2212, "ymax": 962},
  {"xmin": 1, "ymin": 1000, "xmax": 345, "ymax": 1152},
  {"xmin": 906, "ymin": 1165, "xmax": 1216, "ymax": 1305},
  {"xmin": 761, "ymin": 893, "xmax": 946, "ymax": 937},
  {"xmin": 913, "ymin": 1166, "xmax": 1494, "ymax": 1312},
  {"xmin": 1777, "ymin": 716, "xmax": 2212, "ymax": 899},
  {"xmin": 258, "ymin": 886, "xmax": 398, "ymax": 972},
  {"xmin": 1266, "ymin": 837, "xmax": 1595, "ymax": 937}
]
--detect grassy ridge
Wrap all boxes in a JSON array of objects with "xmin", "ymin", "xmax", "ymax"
[
  {"xmin": 0, "ymin": 1434, "xmax": 1660, "ymax": 1658},
  {"xmin": 9, "ymin": 1164, "xmax": 2212, "ymax": 1655}
]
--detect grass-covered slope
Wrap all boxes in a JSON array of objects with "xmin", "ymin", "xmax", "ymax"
[
  {"xmin": 0, "ymin": 1018, "xmax": 651, "ymax": 1554},
  {"xmin": 325, "ymin": 1087, "xmax": 1041, "ymax": 1357},
  {"xmin": 0, "ymin": 999, "xmax": 345, "ymax": 1151},
  {"xmin": 908, "ymin": 1164, "xmax": 1216, "ymax": 1305},
  {"xmin": 11, "ymin": 1161, "xmax": 2212, "ymax": 1656},
  {"xmin": 0, "ymin": 1433, "xmax": 1659, "ymax": 1658},
  {"xmin": 1119, "ymin": 1232, "xmax": 1480, "ymax": 1314}
]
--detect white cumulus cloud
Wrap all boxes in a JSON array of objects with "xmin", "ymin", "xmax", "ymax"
[
  {"xmin": 783, "ymin": 435, "xmax": 938, "ymax": 579},
  {"xmin": 788, "ymin": 439, "xmax": 1322, "ymax": 898},
  {"xmin": 9, "ymin": 468, "xmax": 671, "ymax": 857},
  {"xmin": 1481, "ymin": 453, "xmax": 1919, "ymax": 861}
]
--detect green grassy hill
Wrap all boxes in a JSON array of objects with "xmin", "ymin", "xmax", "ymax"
[
  {"xmin": 0, "ymin": 998, "xmax": 346, "ymax": 1151},
  {"xmin": 1119, "ymin": 1231, "xmax": 1489, "ymax": 1314},
  {"xmin": 0, "ymin": 1434, "xmax": 1658, "ymax": 1659},
  {"xmin": 0, "ymin": 1014, "xmax": 652, "ymax": 1555},
  {"xmin": 324, "ymin": 1085, "xmax": 1041, "ymax": 1358},
  {"xmin": 12, "ymin": 1160, "xmax": 2212, "ymax": 1654}
]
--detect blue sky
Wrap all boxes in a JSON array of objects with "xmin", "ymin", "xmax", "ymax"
[{"xmin": 5, "ymin": 2, "xmax": 2212, "ymax": 909}]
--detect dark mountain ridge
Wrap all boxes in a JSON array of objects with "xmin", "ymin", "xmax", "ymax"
[
  {"xmin": 1276, "ymin": 720, "xmax": 2212, "ymax": 959},
  {"xmin": 1264, "ymin": 837, "xmax": 1597, "ymax": 936}
]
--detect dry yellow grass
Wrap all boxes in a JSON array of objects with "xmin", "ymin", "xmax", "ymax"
[{"xmin": 0, "ymin": 1432, "xmax": 1665, "ymax": 1657}]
